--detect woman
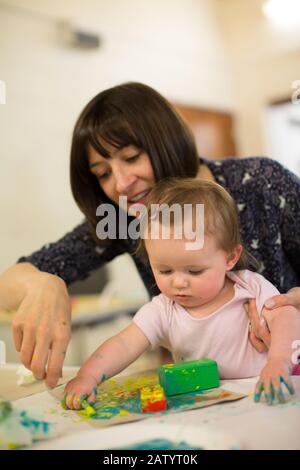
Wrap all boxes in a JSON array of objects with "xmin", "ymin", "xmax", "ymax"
[{"xmin": 0, "ymin": 82, "xmax": 299, "ymax": 387}]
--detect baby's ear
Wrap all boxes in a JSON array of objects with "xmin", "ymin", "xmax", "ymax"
[{"xmin": 226, "ymin": 244, "xmax": 243, "ymax": 270}]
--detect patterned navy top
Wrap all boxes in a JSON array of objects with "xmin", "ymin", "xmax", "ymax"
[{"xmin": 18, "ymin": 157, "xmax": 300, "ymax": 296}]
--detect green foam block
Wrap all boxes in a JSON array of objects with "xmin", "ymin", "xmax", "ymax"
[{"xmin": 158, "ymin": 358, "xmax": 219, "ymax": 396}]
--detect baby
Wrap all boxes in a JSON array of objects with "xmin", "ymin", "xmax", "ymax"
[{"xmin": 64, "ymin": 178, "xmax": 300, "ymax": 409}]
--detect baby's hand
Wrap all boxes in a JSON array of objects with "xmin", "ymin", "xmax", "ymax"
[
  {"xmin": 254, "ymin": 358, "xmax": 295, "ymax": 405},
  {"xmin": 62, "ymin": 374, "xmax": 98, "ymax": 410}
]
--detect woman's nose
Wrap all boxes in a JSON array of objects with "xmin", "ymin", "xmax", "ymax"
[{"xmin": 114, "ymin": 169, "xmax": 137, "ymax": 194}]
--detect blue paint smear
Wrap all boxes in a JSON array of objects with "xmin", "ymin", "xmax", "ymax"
[
  {"xmin": 112, "ymin": 438, "xmax": 203, "ymax": 450},
  {"xmin": 19, "ymin": 410, "xmax": 50, "ymax": 435}
]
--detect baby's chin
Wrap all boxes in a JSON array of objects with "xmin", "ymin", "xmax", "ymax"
[{"xmin": 172, "ymin": 296, "xmax": 199, "ymax": 307}]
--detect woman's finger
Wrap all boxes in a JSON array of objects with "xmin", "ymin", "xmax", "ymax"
[
  {"xmin": 246, "ymin": 299, "xmax": 262, "ymax": 332},
  {"xmin": 256, "ymin": 320, "xmax": 271, "ymax": 349},
  {"xmin": 31, "ymin": 337, "xmax": 51, "ymax": 380},
  {"xmin": 246, "ymin": 300, "xmax": 267, "ymax": 351},
  {"xmin": 12, "ymin": 319, "xmax": 23, "ymax": 352},
  {"xmin": 245, "ymin": 299, "xmax": 260, "ymax": 327},
  {"xmin": 19, "ymin": 326, "xmax": 36, "ymax": 370},
  {"xmin": 249, "ymin": 330, "xmax": 268, "ymax": 353},
  {"xmin": 265, "ymin": 288, "xmax": 300, "ymax": 310},
  {"xmin": 61, "ymin": 393, "xmax": 68, "ymax": 409},
  {"xmin": 247, "ymin": 299, "xmax": 271, "ymax": 349},
  {"xmin": 46, "ymin": 337, "xmax": 69, "ymax": 388}
]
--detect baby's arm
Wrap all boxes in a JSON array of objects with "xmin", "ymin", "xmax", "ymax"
[
  {"xmin": 255, "ymin": 305, "xmax": 300, "ymax": 404},
  {"xmin": 63, "ymin": 323, "xmax": 150, "ymax": 409}
]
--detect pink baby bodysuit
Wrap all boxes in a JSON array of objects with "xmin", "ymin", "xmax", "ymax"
[{"xmin": 133, "ymin": 269, "xmax": 280, "ymax": 379}]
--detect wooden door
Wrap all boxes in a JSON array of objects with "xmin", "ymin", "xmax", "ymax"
[{"xmin": 175, "ymin": 105, "xmax": 237, "ymax": 160}]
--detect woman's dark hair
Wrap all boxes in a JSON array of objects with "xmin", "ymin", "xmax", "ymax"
[{"xmin": 70, "ymin": 82, "xmax": 199, "ymax": 245}]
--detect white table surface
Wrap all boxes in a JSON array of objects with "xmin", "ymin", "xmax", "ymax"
[{"xmin": 1, "ymin": 364, "xmax": 300, "ymax": 450}]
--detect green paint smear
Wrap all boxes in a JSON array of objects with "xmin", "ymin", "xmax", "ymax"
[
  {"xmin": 112, "ymin": 438, "xmax": 203, "ymax": 450},
  {"xmin": 92, "ymin": 389, "xmax": 200, "ymax": 420},
  {"xmin": 0, "ymin": 401, "xmax": 13, "ymax": 423},
  {"xmin": 90, "ymin": 373, "xmax": 220, "ymax": 420},
  {"xmin": 93, "ymin": 395, "xmax": 141, "ymax": 419}
]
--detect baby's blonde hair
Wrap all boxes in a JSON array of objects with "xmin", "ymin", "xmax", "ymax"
[{"xmin": 137, "ymin": 177, "xmax": 255, "ymax": 270}]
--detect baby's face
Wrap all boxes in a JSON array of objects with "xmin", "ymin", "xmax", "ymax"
[{"xmin": 146, "ymin": 234, "xmax": 233, "ymax": 310}]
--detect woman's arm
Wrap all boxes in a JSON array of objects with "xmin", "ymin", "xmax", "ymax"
[
  {"xmin": 0, "ymin": 262, "xmax": 40, "ymax": 311},
  {"xmin": 17, "ymin": 221, "xmax": 125, "ymax": 285},
  {"xmin": 261, "ymin": 161, "xmax": 300, "ymax": 321},
  {"xmin": 63, "ymin": 323, "xmax": 150, "ymax": 409},
  {"xmin": 1, "ymin": 222, "xmax": 127, "ymax": 388},
  {"xmin": 247, "ymin": 161, "xmax": 300, "ymax": 351}
]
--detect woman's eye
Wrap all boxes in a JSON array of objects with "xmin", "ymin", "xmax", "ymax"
[
  {"xmin": 159, "ymin": 270, "xmax": 172, "ymax": 275},
  {"xmin": 126, "ymin": 153, "xmax": 140, "ymax": 163},
  {"xmin": 98, "ymin": 172, "xmax": 110, "ymax": 180},
  {"xmin": 189, "ymin": 271, "xmax": 203, "ymax": 275}
]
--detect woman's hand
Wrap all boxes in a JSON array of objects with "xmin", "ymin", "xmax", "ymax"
[
  {"xmin": 245, "ymin": 299, "xmax": 271, "ymax": 352},
  {"xmin": 254, "ymin": 358, "xmax": 294, "ymax": 405},
  {"xmin": 63, "ymin": 374, "xmax": 98, "ymax": 410},
  {"xmin": 245, "ymin": 288, "xmax": 300, "ymax": 352},
  {"xmin": 12, "ymin": 272, "xmax": 71, "ymax": 388},
  {"xmin": 246, "ymin": 288, "xmax": 300, "ymax": 352},
  {"xmin": 264, "ymin": 287, "xmax": 300, "ymax": 311}
]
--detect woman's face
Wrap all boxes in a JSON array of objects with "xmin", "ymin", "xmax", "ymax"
[{"xmin": 88, "ymin": 142, "xmax": 155, "ymax": 212}]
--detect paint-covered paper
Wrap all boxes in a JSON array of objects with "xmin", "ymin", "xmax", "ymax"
[
  {"xmin": 78, "ymin": 370, "xmax": 246, "ymax": 427},
  {"xmin": 0, "ymin": 400, "xmax": 61, "ymax": 449}
]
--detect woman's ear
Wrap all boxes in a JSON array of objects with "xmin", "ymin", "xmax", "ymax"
[{"xmin": 226, "ymin": 244, "xmax": 243, "ymax": 270}]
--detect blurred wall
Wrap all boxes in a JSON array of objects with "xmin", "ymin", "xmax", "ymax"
[
  {"xmin": 0, "ymin": 0, "xmax": 235, "ymax": 298},
  {"xmin": 1, "ymin": 0, "xmax": 299, "ymax": 298},
  {"xmin": 216, "ymin": 0, "xmax": 300, "ymax": 157}
]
